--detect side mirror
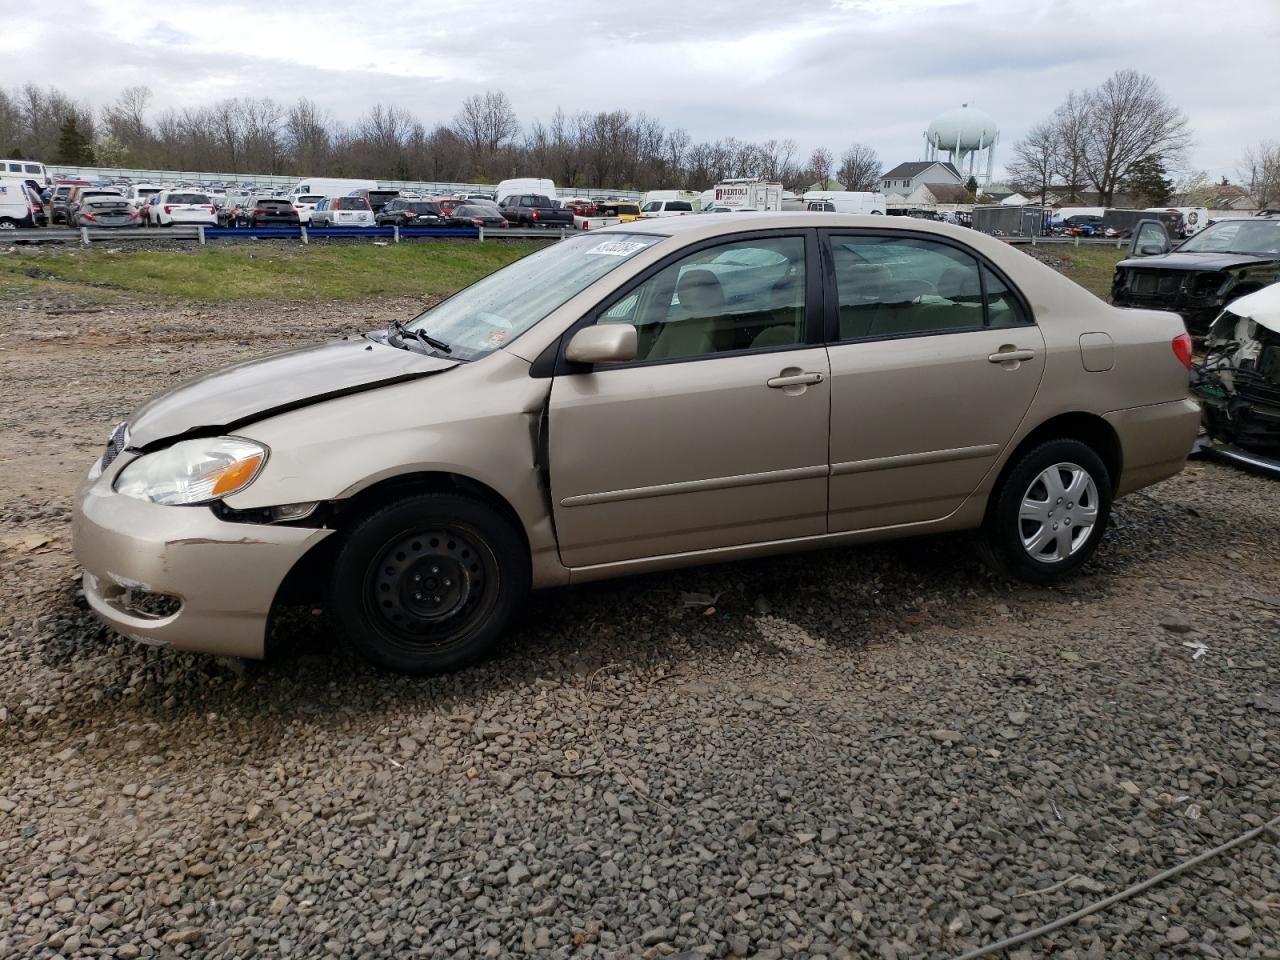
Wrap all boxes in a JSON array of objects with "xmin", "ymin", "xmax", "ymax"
[
  {"xmin": 1139, "ymin": 243, "xmax": 1166, "ymax": 256},
  {"xmin": 565, "ymin": 324, "xmax": 637, "ymax": 365}
]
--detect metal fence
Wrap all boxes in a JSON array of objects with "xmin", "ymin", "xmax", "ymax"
[
  {"xmin": 44, "ymin": 164, "xmax": 645, "ymax": 202},
  {"xmin": 9, "ymin": 225, "xmax": 573, "ymax": 245}
]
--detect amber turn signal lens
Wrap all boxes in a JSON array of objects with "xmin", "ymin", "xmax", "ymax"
[{"xmin": 210, "ymin": 453, "xmax": 264, "ymax": 496}]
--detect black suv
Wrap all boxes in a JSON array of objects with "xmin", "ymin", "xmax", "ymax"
[
  {"xmin": 1111, "ymin": 215, "xmax": 1280, "ymax": 336},
  {"xmin": 375, "ymin": 199, "xmax": 443, "ymax": 226}
]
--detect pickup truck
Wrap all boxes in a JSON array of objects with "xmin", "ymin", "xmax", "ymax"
[{"xmin": 498, "ymin": 194, "xmax": 574, "ymax": 228}]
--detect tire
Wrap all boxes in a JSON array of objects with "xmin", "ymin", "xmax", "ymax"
[
  {"xmin": 979, "ymin": 439, "xmax": 1112, "ymax": 585},
  {"xmin": 0, "ymin": 218, "xmax": 16, "ymax": 231},
  {"xmin": 329, "ymin": 493, "xmax": 529, "ymax": 674}
]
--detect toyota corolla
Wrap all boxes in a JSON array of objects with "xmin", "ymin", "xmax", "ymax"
[{"xmin": 74, "ymin": 214, "xmax": 1200, "ymax": 673}]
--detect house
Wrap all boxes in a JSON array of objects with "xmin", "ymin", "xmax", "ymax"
[
  {"xmin": 905, "ymin": 183, "xmax": 967, "ymax": 205},
  {"xmin": 881, "ymin": 160, "xmax": 963, "ymax": 195}
]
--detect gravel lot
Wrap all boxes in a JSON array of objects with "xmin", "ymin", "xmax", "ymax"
[{"xmin": 0, "ymin": 274, "xmax": 1277, "ymax": 960}]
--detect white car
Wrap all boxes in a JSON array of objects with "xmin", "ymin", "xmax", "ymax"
[
  {"xmin": 127, "ymin": 184, "xmax": 162, "ymax": 210},
  {"xmin": 308, "ymin": 196, "xmax": 375, "ymax": 227},
  {"xmin": 148, "ymin": 190, "xmax": 217, "ymax": 227},
  {"xmin": 292, "ymin": 194, "xmax": 326, "ymax": 224}
]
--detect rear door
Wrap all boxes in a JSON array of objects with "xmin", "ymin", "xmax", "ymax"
[
  {"xmin": 549, "ymin": 231, "xmax": 830, "ymax": 568},
  {"xmin": 822, "ymin": 230, "xmax": 1045, "ymax": 531}
]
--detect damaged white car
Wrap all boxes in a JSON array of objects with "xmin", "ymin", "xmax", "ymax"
[{"xmin": 1192, "ymin": 284, "xmax": 1280, "ymax": 473}]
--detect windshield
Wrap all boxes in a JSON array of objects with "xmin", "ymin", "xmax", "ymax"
[
  {"xmin": 1178, "ymin": 219, "xmax": 1280, "ymax": 255},
  {"xmin": 169, "ymin": 193, "xmax": 209, "ymax": 204},
  {"xmin": 405, "ymin": 233, "xmax": 664, "ymax": 360}
]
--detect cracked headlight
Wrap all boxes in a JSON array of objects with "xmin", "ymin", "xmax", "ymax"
[{"xmin": 115, "ymin": 437, "xmax": 267, "ymax": 505}]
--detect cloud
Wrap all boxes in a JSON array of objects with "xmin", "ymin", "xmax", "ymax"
[{"xmin": 11, "ymin": 0, "xmax": 1280, "ymax": 180}]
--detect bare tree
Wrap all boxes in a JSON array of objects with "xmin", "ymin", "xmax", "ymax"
[
  {"xmin": 804, "ymin": 147, "xmax": 835, "ymax": 187},
  {"xmin": 101, "ymin": 86, "xmax": 152, "ymax": 156},
  {"xmin": 1081, "ymin": 70, "xmax": 1189, "ymax": 206},
  {"xmin": 1051, "ymin": 90, "xmax": 1091, "ymax": 203},
  {"xmin": 1007, "ymin": 121, "xmax": 1057, "ymax": 206},
  {"xmin": 836, "ymin": 143, "xmax": 881, "ymax": 192},
  {"xmin": 451, "ymin": 90, "xmax": 520, "ymax": 165},
  {"xmin": 1239, "ymin": 141, "xmax": 1280, "ymax": 208},
  {"xmin": 285, "ymin": 98, "xmax": 331, "ymax": 172}
]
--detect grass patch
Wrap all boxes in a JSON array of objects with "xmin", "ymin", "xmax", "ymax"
[
  {"xmin": 0, "ymin": 241, "xmax": 543, "ymax": 302},
  {"xmin": 1032, "ymin": 244, "xmax": 1127, "ymax": 301}
]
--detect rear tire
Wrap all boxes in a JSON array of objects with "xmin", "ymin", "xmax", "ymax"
[
  {"xmin": 329, "ymin": 493, "xmax": 529, "ymax": 674},
  {"xmin": 979, "ymin": 439, "xmax": 1112, "ymax": 585}
]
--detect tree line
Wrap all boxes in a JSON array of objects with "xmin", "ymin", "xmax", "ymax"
[
  {"xmin": 0, "ymin": 84, "xmax": 884, "ymax": 192},
  {"xmin": 1005, "ymin": 68, "xmax": 1270, "ymax": 210}
]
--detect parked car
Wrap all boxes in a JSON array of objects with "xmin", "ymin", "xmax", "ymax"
[
  {"xmin": 74, "ymin": 213, "xmax": 1199, "ymax": 674},
  {"xmin": 640, "ymin": 198, "xmax": 696, "ymax": 218},
  {"xmin": 309, "ymin": 196, "xmax": 375, "ymax": 227},
  {"xmin": 292, "ymin": 194, "xmax": 326, "ymax": 224},
  {"xmin": 434, "ymin": 197, "xmax": 467, "ymax": 216},
  {"xmin": 67, "ymin": 188, "xmax": 126, "ymax": 226},
  {"xmin": 126, "ymin": 184, "xmax": 162, "ymax": 211},
  {"xmin": 598, "ymin": 201, "xmax": 643, "ymax": 222},
  {"xmin": 234, "ymin": 197, "xmax": 301, "ymax": 228},
  {"xmin": 49, "ymin": 182, "xmax": 91, "ymax": 224},
  {"xmin": 1111, "ymin": 215, "xmax": 1280, "ymax": 336},
  {"xmin": 0, "ymin": 158, "xmax": 50, "ymax": 186},
  {"xmin": 71, "ymin": 196, "xmax": 143, "ymax": 228},
  {"xmin": 561, "ymin": 197, "xmax": 598, "ymax": 217},
  {"xmin": 147, "ymin": 191, "xmax": 217, "ymax": 227},
  {"xmin": 1061, "ymin": 214, "xmax": 1103, "ymax": 237},
  {"xmin": 443, "ymin": 204, "xmax": 509, "ymax": 228},
  {"xmin": 375, "ymin": 199, "xmax": 444, "ymax": 227},
  {"xmin": 350, "ymin": 189, "xmax": 400, "ymax": 214},
  {"xmin": 0, "ymin": 179, "xmax": 42, "ymax": 229},
  {"xmin": 1192, "ymin": 284, "xmax": 1280, "ymax": 463},
  {"xmin": 498, "ymin": 194, "xmax": 575, "ymax": 228}
]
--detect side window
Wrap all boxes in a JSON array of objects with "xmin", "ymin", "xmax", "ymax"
[
  {"xmin": 830, "ymin": 235, "xmax": 986, "ymax": 341},
  {"xmin": 982, "ymin": 266, "xmax": 1030, "ymax": 328},
  {"xmin": 599, "ymin": 236, "xmax": 807, "ymax": 362}
]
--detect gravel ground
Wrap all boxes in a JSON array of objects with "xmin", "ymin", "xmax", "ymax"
[{"xmin": 0, "ymin": 284, "xmax": 1277, "ymax": 960}]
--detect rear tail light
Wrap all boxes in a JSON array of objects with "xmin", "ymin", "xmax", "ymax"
[
  {"xmin": 532, "ymin": 209, "xmax": 539, "ymax": 221},
  {"xmin": 403, "ymin": 211, "xmax": 416, "ymax": 219},
  {"xmin": 129, "ymin": 210, "xmax": 139, "ymax": 220},
  {"xmin": 81, "ymin": 212, "xmax": 96, "ymax": 222},
  {"xmin": 1172, "ymin": 332, "xmax": 1193, "ymax": 370},
  {"xmin": 164, "ymin": 205, "xmax": 172, "ymax": 214},
  {"xmin": 210, "ymin": 206, "xmax": 216, "ymax": 214},
  {"xmin": 471, "ymin": 218, "xmax": 484, "ymax": 226},
  {"xmin": 253, "ymin": 208, "xmax": 265, "ymax": 216}
]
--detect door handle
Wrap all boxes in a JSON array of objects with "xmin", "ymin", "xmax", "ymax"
[
  {"xmin": 767, "ymin": 372, "xmax": 825, "ymax": 388},
  {"xmin": 988, "ymin": 349, "xmax": 1036, "ymax": 364}
]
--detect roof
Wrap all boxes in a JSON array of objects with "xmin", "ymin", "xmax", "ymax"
[
  {"xmin": 883, "ymin": 160, "xmax": 962, "ymax": 182},
  {"xmin": 924, "ymin": 184, "xmax": 968, "ymax": 203}
]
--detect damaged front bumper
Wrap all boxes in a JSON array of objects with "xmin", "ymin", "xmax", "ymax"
[
  {"xmin": 72, "ymin": 464, "xmax": 331, "ymax": 658},
  {"xmin": 1192, "ymin": 303, "xmax": 1280, "ymax": 467}
]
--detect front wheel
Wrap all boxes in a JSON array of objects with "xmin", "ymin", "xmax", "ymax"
[
  {"xmin": 979, "ymin": 439, "xmax": 1112, "ymax": 584},
  {"xmin": 329, "ymin": 493, "xmax": 529, "ymax": 673}
]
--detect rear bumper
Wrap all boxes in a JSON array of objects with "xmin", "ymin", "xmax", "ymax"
[
  {"xmin": 73, "ymin": 469, "xmax": 330, "ymax": 659},
  {"xmin": 1105, "ymin": 397, "xmax": 1201, "ymax": 495}
]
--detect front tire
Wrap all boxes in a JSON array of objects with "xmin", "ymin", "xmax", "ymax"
[
  {"xmin": 980, "ymin": 439, "xmax": 1112, "ymax": 584},
  {"xmin": 329, "ymin": 493, "xmax": 529, "ymax": 674}
]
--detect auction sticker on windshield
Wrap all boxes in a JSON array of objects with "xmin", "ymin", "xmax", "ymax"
[{"xmin": 586, "ymin": 240, "xmax": 652, "ymax": 257}]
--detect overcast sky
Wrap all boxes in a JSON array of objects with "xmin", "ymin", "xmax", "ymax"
[{"xmin": 10, "ymin": 0, "xmax": 1280, "ymax": 183}]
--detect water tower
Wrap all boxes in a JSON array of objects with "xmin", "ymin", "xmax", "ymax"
[{"xmin": 924, "ymin": 104, "xmax": 998, "ymax": 185}]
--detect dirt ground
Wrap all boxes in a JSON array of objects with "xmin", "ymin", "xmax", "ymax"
[{"xmin": 0, "ymin": 285, "xmax": 1277, "ymax": 960}]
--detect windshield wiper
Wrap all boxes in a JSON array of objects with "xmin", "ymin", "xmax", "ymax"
[{"xmin": 388, "ymin": 318, "xmax": 452, "ymax": 354}]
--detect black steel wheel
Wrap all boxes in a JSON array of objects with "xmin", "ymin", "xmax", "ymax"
[{"xmin": 329, "ymin": 492, "xmax": 529, "ymax": 673}]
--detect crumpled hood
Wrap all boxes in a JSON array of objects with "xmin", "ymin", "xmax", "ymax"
[
  {"xmin": 1116, "ymin": 251, "xmax": 1278, "ymax": 273},
  {"xmin": 127, "ymin": 337, "xmax": 457, "ymax": 449}
]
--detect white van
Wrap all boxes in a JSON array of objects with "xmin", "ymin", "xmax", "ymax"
[
  {"xmin": 288, "ymin": 178, "xmax": 378, "ymax": 201},
  {"xmin": 1147, "ymin": 206, "xmax": 1209, "ymax": 237},
  {"xmin": 496, "ymin": 178, "xmax": 558, "ymax": 206},
  {"xmin": 1, "ymin": 159, "xmax": 50, "ymax": 187},
  {"xmin": 803, "ymin": 191, "xmax": 887, "ymax": 215},
  {"xmin": 0, "ymin": 178, "xmax": 40, "ymax": 228},
  {"xmin": 641, "ymin": 190, "xmax": 699, "ymax": 218}
]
